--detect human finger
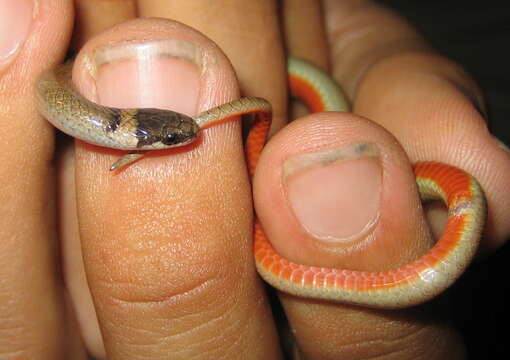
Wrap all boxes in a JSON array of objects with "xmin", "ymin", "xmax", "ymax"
[
  {"xmin": 281, "ymin": 0, "xmax": 329, "ymax": 70},
  {"xmin": 324, "ymin": 0, "xmax": 510, "ymax": 249},
  {"xmin": 136, "ymin": 0, "xmax": 288, "ymax": 133},
  {"xmin": 72, "ymin": 0, "xmax": 137, "ymax": 49},
  {"xmin": 0, "ymin": 0, "xmax": 76, "ymax": 357},
  {"xmin": 62, "ymin": 1, "xmax": 137, "ymax": 357},
  {"xmin": 254, "ymin": 113, "xmax": 466, "ymax": 359},
  {"xmin": 71, "ymin": 18, "xmax": 281, "ymax": 359}
]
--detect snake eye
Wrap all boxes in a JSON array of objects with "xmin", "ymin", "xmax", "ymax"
[
  {"xmin": 166, "ymin": 133, "xmax": 174, "ymax": 142},
  {"xmin": 163, "ymin": 132, "xmax": 178, "ymax": 145}
]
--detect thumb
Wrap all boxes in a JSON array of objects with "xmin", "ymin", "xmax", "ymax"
[{"xmin": 253, "ymin": 112, "xmax": 465, "ymax": 359}]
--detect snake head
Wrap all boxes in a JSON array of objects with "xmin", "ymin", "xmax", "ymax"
[{"xmin": 131, "ymin": 108, "xmax": 200, "ymax": 149}]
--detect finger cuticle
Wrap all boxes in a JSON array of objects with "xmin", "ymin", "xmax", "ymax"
[
  {"xmin": 0, "ymin": 0, "xmax": 37, "ymax": 69},
  {"xmin": 283, "ymin": 142, "xmax": 382, "ymax": 243}
]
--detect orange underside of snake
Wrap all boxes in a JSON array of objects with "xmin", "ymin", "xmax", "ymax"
[
  {"xmin": 38, "ymin": 57, "xmax": 485, "ymax": 309},
  {"xmin": 243, "ymin": 68, "xmax": 484, "ymax": 309}
]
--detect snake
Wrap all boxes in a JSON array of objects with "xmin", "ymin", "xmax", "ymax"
[{"xmin": 36, "ymin": 55, "xmax": 486, "ymax": 309}]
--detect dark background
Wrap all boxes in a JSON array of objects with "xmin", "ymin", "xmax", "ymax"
[{"xmin": 378, "ymin": 1, "xmax": 509, "ymax": 358}]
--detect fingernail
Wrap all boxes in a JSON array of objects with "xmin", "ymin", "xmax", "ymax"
[
  {"xmin": 284, "ymin": 143, "xmax": 381, "ymax": 242},
  {"xmin": 86, "ymin": 41, "xmax": 200, "ymax": 113},
  {"xmin": 0, "ymin": 0, "xmax": 35, "ymax": 68}
]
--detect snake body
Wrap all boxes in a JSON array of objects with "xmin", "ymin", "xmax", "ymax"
[
  {"xmin": 36, "ymin": 62, "xmax": 200, "ymax": 151},
  {"xmin": 36, "ymin": 56, "xmax": 486, "ymax": 309}
]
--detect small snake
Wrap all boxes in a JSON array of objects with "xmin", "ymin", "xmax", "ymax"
[{"xmin": 36, "ymin": 56, "xmax": 486, "ymax": 309}]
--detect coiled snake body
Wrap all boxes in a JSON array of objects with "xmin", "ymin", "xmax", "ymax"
[{"xmin": 36, "ymin": 56, "xmax": 486, "ymax": 309}]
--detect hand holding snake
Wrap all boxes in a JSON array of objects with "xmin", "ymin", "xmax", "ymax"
[
  {"xmin": 37, "ymin": 51, "xmax": 486, "ymax": 309},
  {"xmin": 2, "ymin": 2, "xmax": 509, "ymax": 356}
]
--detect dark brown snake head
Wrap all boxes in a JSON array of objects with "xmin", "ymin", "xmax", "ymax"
[{"xmin": 131, "ymin": 108, "xmax": 200, "ymax": 149}]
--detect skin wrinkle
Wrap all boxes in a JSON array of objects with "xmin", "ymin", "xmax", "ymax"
[
  {"xmin": 102, "ymin": 322, "xmax": 165, "ymax": 359},
  {"xmin": 354, "ymin": 52, "xmax": 508, "ymax": 244},
  {"xmin": 94, "ymin": 245, "xmax": 226, "ymax": 302},
  {"xmin": 86, "ymin": 219, "xmax": 228, "ymax": 292},
  {"xmin": 101, "ymin": 314, "xmax": 227, "ymax": 358},
  {"xmin": 373, "ymin": 325, "xmax": 430, "ymax": 355},
  {"xmin": 329, "ymin": 323, "xmax": 421, "ymax": 351},
  {"xmin": 111, "ymin": 325, "xmax": 169, "ymax": 347},
  {"xmin": 97, "ymin": 250, "xmax": 259, "ymax": 357},
  {"xmin": 102, "ymin": 278, "xmax": 217, "ymax": 307},
  {"xmin": 325, "ymin": 1, "xmax": 430, "ymax": 96},
  {"xmin": 199, "ymin": 313, "xmax": 245, "ymax": 356},
  {"xmin": 285, "ymin": 292, "xmax": 461, "ymax": 358},
  {"xmin": 348, "ymin": 312, "xmax": 459, "ymax": 360},
  {"xmin": 439, "ymin": 68, "xmax": 486, "ymax": 116},
  {"xmin": 77, "ymin": 142, "xmax": 249, "ymax": 308},
  {"xmin": 113, "ymin": 295, "xmax": 251, "ymax": 358},
  {"xmin": 0, "ymin": 324, "xmax": 26, "ymax": 353},
  {"xmin": 384, "ymin": 52, "xmax": 485, "ymax": 112},
  {"xmin": 308, "ymin": 323, "xmax": 429, "ymax": 360},
  {"xmin": 28, "ymin": 3, "xmax": 506, "ymax": 354},
  {"xmin": 0, "ymin": 350, "xmax": 25, "ymax": 358},
  {"xmin": 357, "ymin": 53, "xmax": 492, "ymax": 162},
  {"xmin": 161, "ymin": 277, "xmax": 269, "ymax": 359}
]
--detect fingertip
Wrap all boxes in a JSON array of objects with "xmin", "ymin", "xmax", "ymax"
[
  {"xmin": 72, "ymin": 18, "xmax": 239, "ymax": 114},
  {"xmin": 254, "ymin": 112, "xmax": 432, "ymax": 270},
  {"xmin": 0, "ymin": 0, "xmax": 75, "ymax": 358},
  {"xmin": 350, "ymin": 51, "xmax": 510, "ymax": 250},
  {"xmin": 69, "ymin": 18, "xmax": 280, "ymax": 358},
  {"xmin": 253, "ymin": 112, "xmax": 468, "ymax": 358}
]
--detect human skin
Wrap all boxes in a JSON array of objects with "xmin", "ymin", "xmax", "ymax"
[{"xmin": 0, "ymin": 0, "xmax": 509, "ymax": 359}]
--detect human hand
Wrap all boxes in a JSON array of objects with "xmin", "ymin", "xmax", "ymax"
[{"xmin": 1, "ymin": 1, "xmax": 508, "ymax": 359}]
